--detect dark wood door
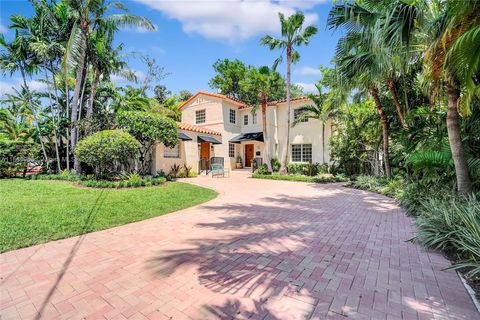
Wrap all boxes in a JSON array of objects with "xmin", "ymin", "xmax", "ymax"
[
  {"xmin": 200, "ymin": 142, "xmax": 210, "ymax": 170},
  {"xmin": 245, "ymin": 144, "xmax": 254, "ymax": 167}
]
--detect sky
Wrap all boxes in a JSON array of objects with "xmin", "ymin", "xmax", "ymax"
[{"xmin": 0, "ymin": 0, "xmax": 341, "ymax": 98}]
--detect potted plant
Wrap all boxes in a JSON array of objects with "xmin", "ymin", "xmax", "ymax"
[{"xmin": 236, "ymin": 156, "xmax": 243, "ymax": 169}]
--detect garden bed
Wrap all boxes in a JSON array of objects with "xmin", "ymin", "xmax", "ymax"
[
  {"xmin": 252, "ymin": 173, "xmax": 348, "ymax": 183},
  {"xmin": 30, "ymin": 173, "xmax": 167, "ymax": 188},
  {"xmin": 0, "ymin": 179, "xmax": 217, "ymax": 252}
]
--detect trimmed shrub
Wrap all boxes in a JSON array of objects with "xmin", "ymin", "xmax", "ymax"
[
  {"xmin": 257, "ymin": 164, "xmax": 269, "ymax": 175},
  {"xmin": 252, "ymin": 173, "xmax": 347, "ymax": 183},
  {"xmin": 286, "ymin": 162, "xmax": 324, "ymax": 176},
  {"xmin": 116, "ymin": 111, "xmax": 178, "ymax": 174},
  {"xmin": 271, "ymin": 158, "xmax": 281, "ymax": 172},
  {"xmin": 75, "ymin": 130, "xmax": 140, "ymax": 178},
  {"xmin": 29, "ymin": 173, "xmax": 166, "ymax": 189}
]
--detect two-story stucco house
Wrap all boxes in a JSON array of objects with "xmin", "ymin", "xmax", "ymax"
[{"xmin": 153, "ymin": 90, "xmax": 332, "ymax": 174}]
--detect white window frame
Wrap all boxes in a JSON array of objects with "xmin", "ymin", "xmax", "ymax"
[
  {"xmin": 243, "ymin": 114, "xmax": 249, "ymax": 125},
  {"xmin": 252, "ymin": 112, "xmax": 257, "ymax": 125},
  {"xmin": 164, "ymin": 143, "xmax": 181, "ymax": 158},
  {"xmin": 229, "ymin": 109, "xmax": 236, "ymax": 124},
  {"xmin": 196, "ymin": 109, "xmax": 206, "ymax": 124},
  {"xmin": 294, "ymin": 108, "xmax": 308, "ymax": 123},
  {"xmin": 291, "ymin": 144, "xmax": 312, "ymax": 163},
  {"xmin": 229, "ymin": 143, "xmax": 235, "ymax": 158}
]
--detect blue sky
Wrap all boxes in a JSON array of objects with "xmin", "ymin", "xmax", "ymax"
[{"xmin": 0, "ymin": 0, "xmax": 340, "ymax": 98}]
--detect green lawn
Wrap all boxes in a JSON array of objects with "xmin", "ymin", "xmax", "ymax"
[{"xmin": 0, "ymin": 179, "xmax": 217, "ymax": 252}]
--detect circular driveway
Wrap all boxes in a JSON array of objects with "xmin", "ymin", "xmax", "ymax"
[{"xmin": 1, "ymin": 171, "xmax": 478, "ymax": 319}]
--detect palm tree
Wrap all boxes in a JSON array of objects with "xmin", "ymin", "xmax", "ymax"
[
  {"xmin": 333, "ymin": 31, "xmax": 393, "ymax": 177},
  {"xmin": 406, "ymin": 0, "xmax": 478, "ymax": 194},
  {"xmin": 292, "ymin": 83, "xmax": 334, "ymax": 164},
  {"xmin": 261, "ymin": 12, "xmax": 318, "ymax": 174},
  {"xmin": 241, "ymin": 66, "xmax": 285, "ymax": 173},
  {"xmin": 328, "ymin": 0, "xmax": 417, "ymax": 129},
  {"xmin": 66, "ymin": 0, "xmax": 156, "ymax": 172},
  {"xmin": 0, "ymin": 28, "xmax": 50, "ymax": 168}
]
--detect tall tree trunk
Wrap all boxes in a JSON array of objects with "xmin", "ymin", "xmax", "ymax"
[
  {"xmin": 87, "ymin": 69, "xmax": 101, "ymax": 119},
  {"xmin": 71, "ymin": 48, "xmax": 86, "ymax": 173},
  {"xmin": 279, "ymin": 45, "xmax": 292, "ymax": 175},
  {"xmin": 44, "ymin": 67, "xmax": 61, "ymax": 172},
  {"xmin": 446, "ymin": 83, "xmax": 472, "ymax": 195},
  {"xmin": 20, "ymin": 66, "xmax": 49, "ymax": 169},
  {"xmin": 261, "ymin": 97, "xmax": 273, "ymax": 173},
  {"xmin": 76, "ymin": 64, "xmax": 89, "ymax": 144},
  {"xmin": 386, "ymin": 79, "xmax": 408, "ymax": 129},
  {"xmin": 65, "ymin": 71, "xmax": 70, "ymax": 171},
  {"xmin": 370, "ymin": 85, "xmax": 391, "ymax": 178},
  {"xmin": 322, "ymin": 123, "xmax": 325, "ymax": 164}
]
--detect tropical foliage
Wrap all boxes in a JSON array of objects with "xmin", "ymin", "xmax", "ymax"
[
  {"xmin": 74, "ymin": 129, "xmax": 139, "ymax": 178},
  {"xmin": 0, "ymin": 0, "xmax": 189, "ymax": 178}
]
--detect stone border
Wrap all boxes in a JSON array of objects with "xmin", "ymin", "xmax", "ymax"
[{"xmin": 459, "ymin": 272, "xmax": 480, "ymax": 314}]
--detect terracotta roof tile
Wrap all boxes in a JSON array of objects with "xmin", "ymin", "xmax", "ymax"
[
  {"xmin": 179, "ymin": 90, "xmax": 312, "ymax": 110},
  {"xmin": 179, "ymin": 90, "xmax": 247, "ymax": 109},
  {"xmin": 177, "ymin": 122, "xmax": 221, "ymax": 136},
  {"xmin": 267, "ymin": 96, "xmax": 311, "ymax": 106}
]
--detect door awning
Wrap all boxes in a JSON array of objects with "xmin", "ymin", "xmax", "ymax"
[
  {"xmin": 178, "ymin": 132, "xmax": 192, "ymax": 141},
  {"xmin": 229, "ymin": 132, "xmax": 264, "ymax": 144},
  {"xmin": 197, "ymin": 135, "xmax": 222, "ymax": 144}
]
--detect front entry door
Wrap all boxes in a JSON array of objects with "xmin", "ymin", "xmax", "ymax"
[
  {"xmin": 200, "ymin": 142, "xmax": 210, "ymax": 170},
  {"xmin": 244, "ymin": 144, "xmax": 254, "ymax": 167}
]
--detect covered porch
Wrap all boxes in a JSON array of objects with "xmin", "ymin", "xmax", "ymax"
[{"xmin": 230, "ymin": 132, "xmax": 265, "ymax": 170}]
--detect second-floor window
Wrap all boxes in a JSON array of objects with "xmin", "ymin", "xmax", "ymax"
[
  {"xmin": 243, "ymin": 114, "xmax": 248, "ymax": 125},
  {"xmin": 196, "ymin": 109, "xmax": 206, "ymax": 124},
  {"xmin": 294, "ymin": 108, "xmax": 308, "ymax": 123},
  {"xmin": 229, "ymin": 109, "xmax": 236, "ymax": 124},
  {"xmin": 252, "ymin": 112, "xmax": 257, "ymax": 124}
]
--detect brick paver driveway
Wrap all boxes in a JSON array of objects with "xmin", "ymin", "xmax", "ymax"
[{"xmin": 1, "ymin": 172, "xmax": 478, "ymax": 320}]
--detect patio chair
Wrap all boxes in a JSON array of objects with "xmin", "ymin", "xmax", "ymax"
[{"xmin": 211, "ymin": 163, "xmax": 229, "ymax": 178}]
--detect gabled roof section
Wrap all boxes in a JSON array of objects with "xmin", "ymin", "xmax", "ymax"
[
  {"xmin": 267, "ymin": 96, "xmax": 311, "ymax": 106},
  {"xmin": 179, "ymin": 90, "xmax": 247, "ymax": 109},
  {"xmin": 177, "ymin": 122, "xmax": 221, "ymax": 136}
]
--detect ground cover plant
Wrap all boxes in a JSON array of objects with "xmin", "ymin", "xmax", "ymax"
[
  {"xmin": 0, "ymin": 179, "xmax": 217, "ymax": 252},
  {"xmin": 252, "ymin": 173, "xmax": 347, "ymax": 183}
]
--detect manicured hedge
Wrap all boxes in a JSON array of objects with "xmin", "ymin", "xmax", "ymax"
[
  {"xmin": 30, "ymin": 173, "xmax": 166, "ymax": 189},
  {"xmin": 252, "ymin": 173, "xmax": 348, "ymax": 183}
]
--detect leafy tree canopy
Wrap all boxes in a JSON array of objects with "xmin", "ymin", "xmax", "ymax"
[{"xmin": 208, "ymin": 59, "xmax": 250, "ymax": 101}]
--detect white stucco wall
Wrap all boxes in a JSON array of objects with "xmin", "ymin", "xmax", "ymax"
[
  {"xmin": 274, "ymin": 100, "xmax": 332, "ymax": 164},
  {"xmin": 167, "ymin": 93, "xmax": 333, "ymax": 174}
]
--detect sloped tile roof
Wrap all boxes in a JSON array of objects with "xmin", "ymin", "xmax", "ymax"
[
  {"xmin": 179, "ymin": 90, "xmax": 247, "ymax": 109},
  {"xmin": 177, "ymin": 122, "xmax": 221, "ymax": 136},
  {"xmin": 179, "ymin": 90, "xmax": 312, "ymax": 110},
  {"xmin": 267, "ymin": 96, "xmax": 311, "ymax": 106}
]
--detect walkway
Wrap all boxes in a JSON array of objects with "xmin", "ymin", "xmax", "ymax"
[{"xmin": 1, "ymin": 172, "xmax": 478, "ymax": 319}]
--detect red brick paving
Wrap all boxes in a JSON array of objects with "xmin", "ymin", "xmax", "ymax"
[{"xmin": 1, "ymin": 172, "xmax": 478, "ymax": 319}]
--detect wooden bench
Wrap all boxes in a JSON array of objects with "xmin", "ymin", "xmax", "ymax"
[{"xmin": 211, "ymin": 163, "xmax": 229, "ymax": 178}]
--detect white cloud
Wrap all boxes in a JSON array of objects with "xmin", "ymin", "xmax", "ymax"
[
  {"xmin": 0, "ymin": 79, "xmax": 48, "ymax": 97},
  {"xmin": 134, "ymin": 0, "xmax": 319, "ymax": 42},
  {"xmin": 294, "ymin": 66, "xmax": 321, "ymax": 76},
  {"xmin": 0, "ymin": 81, "xmax": 15, "ymax": 97},
  {"xmin": 296, "ymin": 82, "xmax": 317, "ymax": 93},
  {"xmin": 278, "ymin": 0, "xmax": 329, "ymax": 10}
]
